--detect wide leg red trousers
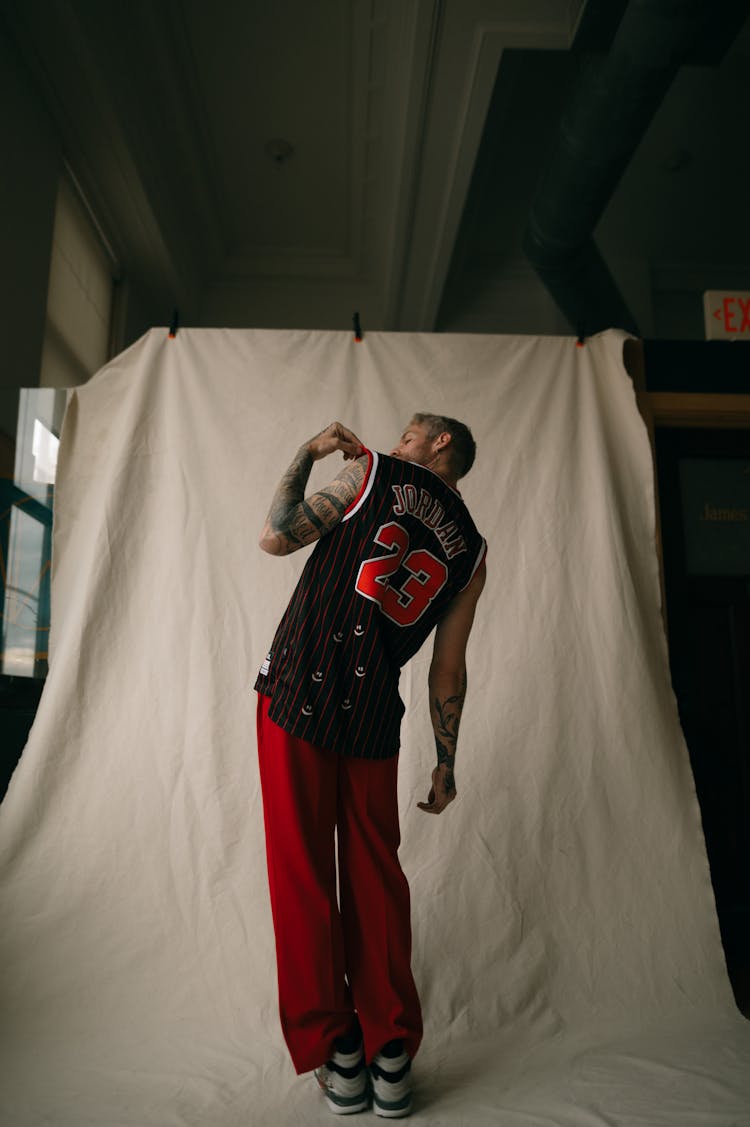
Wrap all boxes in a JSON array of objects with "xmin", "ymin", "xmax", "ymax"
[{"xmin": 256, "ymin": 693, "xmax": 423, "ymax": 1074}]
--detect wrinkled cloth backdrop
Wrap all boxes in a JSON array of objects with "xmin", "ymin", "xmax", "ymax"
[{"xmin": 1, "ymin": 328, "xmax": 748, "ymax": 1126}]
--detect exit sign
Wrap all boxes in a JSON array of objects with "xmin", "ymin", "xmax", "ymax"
[{"xmin": 704, "ymin": 291, "xmax": 750, "ymax": 340}]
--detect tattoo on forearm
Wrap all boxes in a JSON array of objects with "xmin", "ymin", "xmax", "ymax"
[
  {"xmin": 268, "ymin": 446, "xmax": 314, "ymax": 547},
  {"xmin": 435, "ymin": 738, "xmax": 456, "ymax": 792},
  {"xmin": 302, "ymin": 490, "xmax": 347, "ymax": 529},
  {"xmin": 432, "ymin": 672, "xmax": 467, "ymax": 791},
  {"xmin": 266, "ymin": 452, "xmax": 365, "ymax": 551},
  {"xmin": 435, "ymin": 736, "xmax": 454, "ymax": 768}
]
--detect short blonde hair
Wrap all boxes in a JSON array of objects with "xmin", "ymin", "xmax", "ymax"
[{"xmin": 412, "ymin": 413, "xmax": 476, "ymax": 478}]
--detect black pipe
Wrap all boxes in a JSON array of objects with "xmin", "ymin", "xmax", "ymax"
[{"xmin": 523, "ymin": 0, "xmax": 742, "ymax": 338}]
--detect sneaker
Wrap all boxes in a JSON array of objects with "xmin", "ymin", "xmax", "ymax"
[
  {"xmin": 370, "ymin": 1040, "xmax": 412, "ymax": 1118},
  {"xmin": 314, "ymin": 1037, "xmax": 368, "ymax": 1115}
]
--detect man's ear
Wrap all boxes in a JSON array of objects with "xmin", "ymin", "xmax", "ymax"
[{"xmin": 435, "ymin": 430, "xmax": 452, "ymax": 453}]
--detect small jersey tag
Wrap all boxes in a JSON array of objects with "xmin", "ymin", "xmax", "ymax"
[{"xmin": 259, "ymin": 651, "xmax": 272, "ymax": 677}]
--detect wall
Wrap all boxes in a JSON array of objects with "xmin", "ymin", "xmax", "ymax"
[{"xmin": 0, "ymin": 32, "xmax": 60, "ymax": 441}]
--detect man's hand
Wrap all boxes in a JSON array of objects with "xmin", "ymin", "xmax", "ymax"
[
  {"xmin": 417, "ymin": 763, "xmax": 457, "ymax": 815},
  {"xmin": 307, "ymin": 422, "xmax": 364, "ymax": 462}
]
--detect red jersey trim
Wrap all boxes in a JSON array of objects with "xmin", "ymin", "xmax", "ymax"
[{"xmin": 342, "ymin": 449, "xmax": 378, "ymax": 521}]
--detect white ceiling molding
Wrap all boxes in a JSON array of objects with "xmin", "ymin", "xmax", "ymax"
[
  {"xmin": 2, "ymin": 0, "xmax": 203, "ymax": 317},
  {"xmin": 8, "ymin": 0, "xmax": 744, "ymax": 337},
  {"xmin": 393, "ymin": 4, "xmax": 575, "ymax": 331},
  {"xmin": 4, "ymin": 0, "xmax": 583, "ymax": 331}
]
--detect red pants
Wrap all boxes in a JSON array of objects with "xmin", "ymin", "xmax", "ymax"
[{"xmin": 256, "ymin": 693, "xmax": 423, "ymax": 1074}]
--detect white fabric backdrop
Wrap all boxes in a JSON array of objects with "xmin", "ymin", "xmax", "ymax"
[{"xmin": 0, "ymin": 328, "xmax": 748, "ymax": 1126}]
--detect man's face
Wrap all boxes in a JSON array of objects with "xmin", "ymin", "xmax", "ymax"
[{"xmin": 389, "ymin": 420, "xmax": 438, "ymax": 467}]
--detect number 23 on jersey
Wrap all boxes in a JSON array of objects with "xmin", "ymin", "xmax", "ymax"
[{"xmin": 355, "ymin": 521, "xmax": 448, "ymax": 627}]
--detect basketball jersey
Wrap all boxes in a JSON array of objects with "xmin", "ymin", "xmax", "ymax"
[{"xmin": 254, "ymin": 450, "xmax": 486, "ymax": 760}]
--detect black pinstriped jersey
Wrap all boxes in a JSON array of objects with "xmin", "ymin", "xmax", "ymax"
[{"xmin": 254, "ymin": 449, "xmax": 486, "ymax": 760}]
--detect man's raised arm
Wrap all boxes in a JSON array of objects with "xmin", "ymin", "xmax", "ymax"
[
  {"xmin": 259, "ymin": 422, "xmax": 367, "ymax": 556},
  {"xmin": 418, "ymin": 558, "xmax": 487, "ymax": 815}
]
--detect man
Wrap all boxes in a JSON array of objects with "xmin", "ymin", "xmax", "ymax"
[{"xmin": 255, "ymin": 414, "xmax": 486, "ymax": 1117}]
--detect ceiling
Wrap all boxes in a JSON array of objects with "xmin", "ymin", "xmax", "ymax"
[{"xmin": 3, "ymin": 0, "xmax": 750, "ymax": 338}]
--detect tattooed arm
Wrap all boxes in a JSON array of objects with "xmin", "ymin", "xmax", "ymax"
[
  {"xmin": 259, "ymin": 422, "xmax": 367, "ymax": 556},
  {"xmin": 418, "ymin": 559, "xmax": 487, "ymax": 815}
]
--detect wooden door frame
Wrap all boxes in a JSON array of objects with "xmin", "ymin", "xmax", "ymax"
[{"xmin": 623, "ymin": 339, "xmax": 750, "ymax": 634}]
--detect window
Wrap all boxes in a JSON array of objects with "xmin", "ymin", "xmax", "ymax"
[{"xmin": 1, "ymin": 169, "xmax": 118, "ymax": 677}]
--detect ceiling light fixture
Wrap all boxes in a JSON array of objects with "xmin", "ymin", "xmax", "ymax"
[{"xmin": 264, "ymin": 138, "xmax": 295, "ymax": 166}]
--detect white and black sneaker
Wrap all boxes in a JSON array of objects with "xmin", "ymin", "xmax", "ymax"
[
  {"xmin": 370, "ymin": 1040, "xmax": 412, "ymax": 1118},
  {"xmin": 314, "ymin": 1031, "xmax": 368, "ymax": 1115}
]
